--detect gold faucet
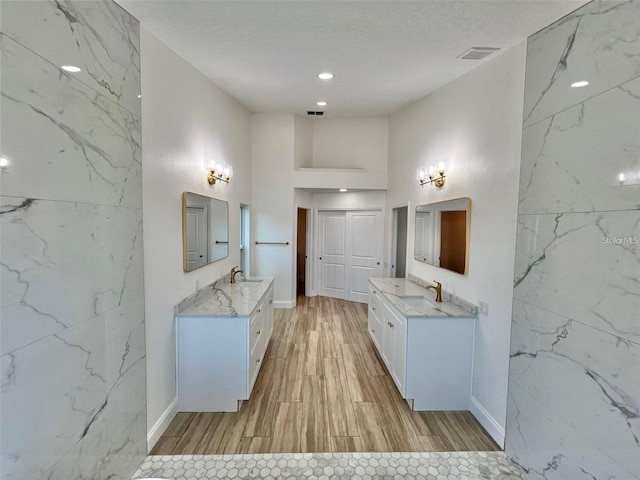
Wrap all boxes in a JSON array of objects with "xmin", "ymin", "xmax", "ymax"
[
  {"xmin": 231, "ymin": 266, "xmax": 243, "ymax": 284},
  {"xmin": 426, "ymin": 281, "xmax": 443, "ymax": 303}
]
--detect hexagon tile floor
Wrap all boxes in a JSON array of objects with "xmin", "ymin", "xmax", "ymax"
[{"xmin": 132, "ymin": 451, "xmax": 525, "ymax": 479}]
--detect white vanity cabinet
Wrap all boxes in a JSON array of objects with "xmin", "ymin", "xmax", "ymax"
[
  {"xmin": 368, "ymin": 278, "xmax": 475, "ymax": 411},
  {"xmin": 176, "ymin": 279, "xmax": 274, "ymax": 412}
]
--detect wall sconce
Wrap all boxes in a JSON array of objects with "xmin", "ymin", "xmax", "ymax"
[
  {"xmin": 207, "ymin": 159, "xmax": 233, "ymax": 185},
  {"xmin": 417, "ymin": 160, "xmax": 447, "ymax": 188}
]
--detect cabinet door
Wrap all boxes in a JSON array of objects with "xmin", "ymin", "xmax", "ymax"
[
  {"xmin": 381, "ymin": 304, "xmax": 394, "ymax": 369},
  {"xmin": 389, "ymin": 309, "xmax": 407, "ymax": 395},
  {"xmin": 368, "ymin": 305, "xmax": 382, "ymax": 350},
  {"xmin": 368, "ymin": 286, "xmax": 383, "ymax": 350},
  {"xmin": 265, "ymin": 291, "xmax": 274, "ymax": 337}
]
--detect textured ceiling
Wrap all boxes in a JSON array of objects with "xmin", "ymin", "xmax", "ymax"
[{"xmin": 117, "ymin": 0, "xmax": 588, "ymax": 117}]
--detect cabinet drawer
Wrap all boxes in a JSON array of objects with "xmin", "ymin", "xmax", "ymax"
[
  {"xmin": 369, "ymin": 291, "xmax": 383, "ymax": 317},
  {"xmin": 249, "ymin": 313, "xmax": 264, "ymax": 354},
  {"xmin": 249, "ymin": 340, "xmax": 263, "ymax": 391},
  {"xmin": 369, "ymin": 284, "xmax": 379, "ymax": 305}
]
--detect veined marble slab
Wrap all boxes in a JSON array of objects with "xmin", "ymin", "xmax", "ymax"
[
  {"xmin": 0, "ymin": 1, "xmax": 144, "ymax": 478},
  {"xmin": 1, "ymin": 34, "xmax": 142, "ymax": 208},
  {"xmin": 369, "ymin": 278, "xmax": 476, "ymax": 318},
  {"xmin": 506, "ymin": 381, "xmax": 637, "ymax": 480},
  {"xmin": 177, "ymin": 277, "xmax": 274, "ymax": 317},
  {"xmin": 523, "ymin": 0, "xmax": 640, "ymax": 128},
  {"xmin": 1, "ymin": 196, "xmax": 144, "ymax": 355},
  {"xmin": 510, "ymin": 300, "xmax": 640, "ymax": 476},
  {"xmin": 0, "ymin": 296, "xmax": 146, "ymax": 480},
  {"xmin": 513, "ymin": 210, "xmax": 640, "ymax": 344},
  {"xmin": 510, "ymin": 1, "xmax": 640, "ymax": 478},
  {"xmin": 519, "ymin": 76, "xmax": 640, "ymax": 215},
  {"xmin": 0, "ymin": 0, "xmax": 141, "ymax": 116}
]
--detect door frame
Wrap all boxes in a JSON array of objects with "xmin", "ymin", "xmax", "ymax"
[{"xmin": 389, "ymin": 202, "xmax": 410, "ymax": 278}]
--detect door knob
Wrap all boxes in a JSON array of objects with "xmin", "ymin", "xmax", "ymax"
[
  {"xmin": 319, "ymin": 257, "xmax": 322, "ymax": 260},
  {"xmin": 377, "ymin": 262, "xmax": 380, "ymax": 265}
]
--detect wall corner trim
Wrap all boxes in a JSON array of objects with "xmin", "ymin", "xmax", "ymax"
[
  {"xmin": 470, "ymin": 395, "xmax": 505, "ymax": 448},
  {"xmin": 147, "ymin": 397, "xmax": 178, "ymax": 452}
]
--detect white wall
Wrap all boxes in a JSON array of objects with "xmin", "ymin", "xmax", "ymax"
[
  {"xmin": 251, "ymin": 114, "xmax": 296, "ymax": 307},
  {"xmin": 253, "ymin": 114, "xmax": 389, "ymax": 306},
  {"xmin": 140, "ymin": 28, "xmax": 251, "ymax": 448},
  {"xmin": 312, "ymin": 117, "xmax": 388, "ymax": 171},
  {"xmin": 294, "ymin": 115, "xmax": 313, "ymax": 169},
  {"xmin": 387, "ymin": 43, "xmax": 527, "ymax": 445},
  {"xmin": 313, "ymin": 191, "xmax": 386, "ymax": 210}
]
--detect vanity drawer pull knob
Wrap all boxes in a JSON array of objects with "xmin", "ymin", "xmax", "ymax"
[
  {"xmin": 269, "ymin": 300, "xmax": 273, "ymax": 304},
  {"xmin": 257, "ymin": 309, "xmax": 261, "ymax": 313},
  {"xmin": 257, "ymin": 330, "xmax": 261, "ymax": 335},
  {"xmin": 256, "ymin": 358, "xmax": 260, "ymax": 363},
  {"xmin": 372, "ymin": 307, "xmax": 376, "ymax": 311},
  {"xmin": 390, "ymin": 322, "xmax": 394, "ymax": 328}
]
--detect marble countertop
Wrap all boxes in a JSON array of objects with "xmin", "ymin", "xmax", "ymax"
[
  {"xmin": 176, "ymin": 277, "xmax": 274, "ymax": 317},
  {"xmin": 369, "ymin": 278, "xmax": 475, "ymax": 318}
]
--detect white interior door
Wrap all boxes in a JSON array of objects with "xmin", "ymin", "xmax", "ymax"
[
  {"xmin": 318, "ymin": 211, "xmax": 346, "ymax": 299},
  {"xmin": 186, "ymin": 206, "xmax": 208, "ymax": 270},
  {"xmin": 346, "ymin": 211, "xmax": 383, "ymax": 303}
]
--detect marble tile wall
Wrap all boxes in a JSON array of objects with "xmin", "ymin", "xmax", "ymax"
[
  {"xmin": 506, "ymin": 1, "xmax": 640, "ymax": 479},
  {"xmin": 0, "ymin": 1, "xmax": 146, "ymax": 479}
]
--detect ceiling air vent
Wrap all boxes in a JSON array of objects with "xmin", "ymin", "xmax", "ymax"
[
  {"xmin": 307, "ymin": 111, "xmax": 325, "ymax": 116},
  {"xmin": 457, "ymin": 47, "xmax": 500, "ymax": 60}
]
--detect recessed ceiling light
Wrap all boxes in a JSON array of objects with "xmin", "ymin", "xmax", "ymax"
[
  {"xmin": 61, "ymin": 65, "xmax": 81, "ymax": 73},
  {"xmin": 318, "ymin": 72, "xmax": 334, "ymax": 80},
  {"xmin": 571, "ymin": 80, "xmax": 589, "ymax": 88},
  {"xmin": 339, "ymin": 188, "xmax": 347, "ymax": 192},
  {"xmin": 316, "ymin": 101, "xmax": 327, "ymax": 107}
]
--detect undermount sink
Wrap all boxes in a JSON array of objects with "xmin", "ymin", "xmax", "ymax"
[
  {"xmin": 235, "ymin": 279, "xmax": 262, "ymax": 284},
  {"xmin": 399, "ymin": 295, "xmax": 433, "ymax": 309}
]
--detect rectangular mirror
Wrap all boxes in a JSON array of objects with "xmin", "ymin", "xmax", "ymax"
[
  {"xmin": 182, "ymin": 192, "xmax": 229, "ymax": 272},
  {"xmin": 414, "ymin": 197, "xmax": 471, "ymax": 275}
]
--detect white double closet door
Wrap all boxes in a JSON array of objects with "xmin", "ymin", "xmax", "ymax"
[{"xmin": 318, "ymin": 210, "xmax": 383, "ymax": 303}]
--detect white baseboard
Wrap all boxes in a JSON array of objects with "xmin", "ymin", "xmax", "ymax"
[
  {"xmin": 470, "ymin": 395, "xmax": 505, "ymax": 448},
  {"xmin": 274, "ymin": 300, "xmax": 295, "ymax": 309},
  {"xmin": 147, "ymin": 397, "xmax": 178, "ymax": 452}
]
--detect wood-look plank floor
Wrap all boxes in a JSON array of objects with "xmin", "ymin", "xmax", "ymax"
[{"xmin": 152, "ymin": 296, "xmax": 500, "ymax": 454}]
